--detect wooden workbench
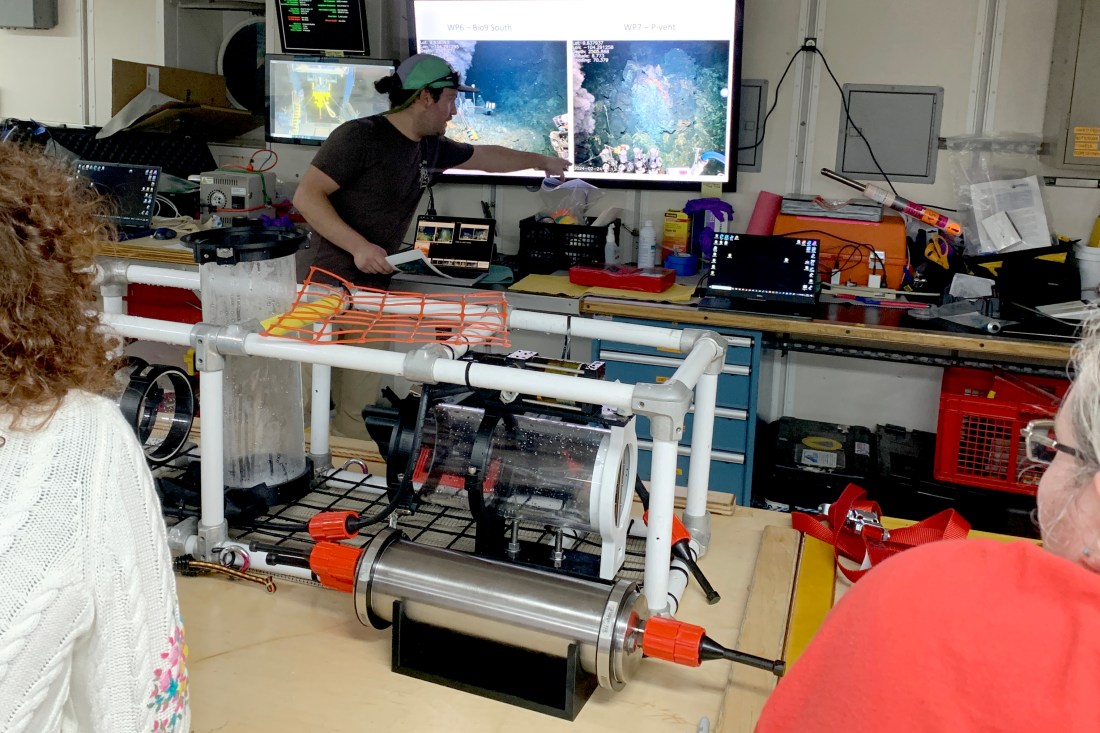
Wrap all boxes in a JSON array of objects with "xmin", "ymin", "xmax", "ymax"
[
  {"xmin": 579, "ymin": 297, "xmax": 1073, "ymax": 367},
  {"xmin": 179, "ymin": 508, "xmax": 799, "ymax": 733}
]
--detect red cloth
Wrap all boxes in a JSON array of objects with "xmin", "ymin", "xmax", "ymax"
[{"xmin": 756, "ymin": 539, "xmax": 1100, "ymax": 732}]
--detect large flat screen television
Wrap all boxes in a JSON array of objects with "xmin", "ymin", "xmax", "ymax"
[
  {"xmin": 410, "ymin": 0, "xmax": 744, "ymax": 190},
  {"xmin": 276, "ymin": 0, "xmax": 369, "ymax": 55},
  {"xmin": 265, "ymin": 54, "xmax": 396, "ymax": 146}
]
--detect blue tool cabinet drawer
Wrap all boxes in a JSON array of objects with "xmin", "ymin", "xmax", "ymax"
[
  {"xmin": 597, "ymin": 336, "xmax": 755, "ymax": 367},
  {"xmin": 593, "ymin": 320, "xmax": 761, "ymax": 506},
  {"xmin": 633, "ymin": 407, "xmax": 749, "ymax": 453},
  {"xmin": 598, "ymin": 350, "xmax": 752, "ymax": 410},
  {"xmin": 635, "ymin": 444, "xmax": 747, "ymax": 496}
]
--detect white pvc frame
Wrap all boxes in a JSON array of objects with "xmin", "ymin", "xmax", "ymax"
[{"xmin": 98, "ymin": 260, "xmax": 726, "ymax": 615}]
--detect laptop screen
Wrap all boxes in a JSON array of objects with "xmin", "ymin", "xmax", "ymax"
[
  {"xmin": 707, "ymin": 233, "xmax": 820, "ymax": 305},
  {"xmin": 413, "ymin": 215, "xmax": 496, "ymax": 274},
  {"xmin": 75, "ymin": 161, "xmax": 161, "ymax": 229}
]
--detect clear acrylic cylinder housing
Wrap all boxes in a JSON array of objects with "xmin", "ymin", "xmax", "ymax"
[
  {"xmin": 196, "ymin": 229, "xmax": 307, "ymax": 492},
  {"xmin": 415, "ymin": 402, "xmax": 634, "ymax": 533}
]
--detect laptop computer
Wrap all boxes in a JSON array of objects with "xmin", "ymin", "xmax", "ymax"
[
  {"xmin": 396, "ymin": 214, "xmax": 497, "ymax": 286},
  {"xmin": 698, "ymin": 233, "xmax": 821, "ymax": 317},
  {"xmin": 74, "ymin": 161, "xmax": 161, "ymax": 240}
]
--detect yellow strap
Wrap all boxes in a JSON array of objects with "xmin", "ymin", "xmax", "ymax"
[{"xmin": 260, "ymin": 294, "xmax": 344, "ymax": 336}]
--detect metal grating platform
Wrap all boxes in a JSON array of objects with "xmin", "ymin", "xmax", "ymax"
[{"xmin": 160, "ymin": 450, "xmax": 647, "ymax": 583}]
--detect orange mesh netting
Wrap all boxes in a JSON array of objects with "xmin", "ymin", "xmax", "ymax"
[{"xmin": 261, "ymin": 267, "xmax": 510, "ymax": 347}]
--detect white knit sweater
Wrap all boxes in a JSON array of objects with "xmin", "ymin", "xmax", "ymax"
[{"xmin": 0, "ymin": 391, "xmax": 189, "ymax": 733}]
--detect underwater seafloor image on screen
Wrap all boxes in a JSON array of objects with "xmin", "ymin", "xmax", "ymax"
[
  {"xmin": 269, "ymin": 60, "xmax": 391, "ymax": 142},
  {"xmin": 572, "ymin": 39, "xmax": 731, "ymax": 179},
  {"xmin": 420, "ymin": 39, "xmax": 569, "ymax": 160}
]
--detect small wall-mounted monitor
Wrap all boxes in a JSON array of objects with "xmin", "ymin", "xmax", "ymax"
[
  {"xmin": 409, "ymin": 0, "xmax": 744, "ymax": 191},
  {"xmin": 265, "ymin": 54, "xmax": 395, "ymax": 146},
  {"xmin": 275, "ymin": 0, "xmax": 369, "ymax": 55}
]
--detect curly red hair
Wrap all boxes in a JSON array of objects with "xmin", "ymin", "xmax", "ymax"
[{"xmin": 0, "ymin": 144, "xmax": 119, "ymax": 425}]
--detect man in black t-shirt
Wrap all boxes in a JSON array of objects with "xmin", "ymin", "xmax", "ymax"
[
  {"xmin": 294, "ymin": 53, "xmax": 570, "ymax": 287},
  {"xmin": 293, "ymin": 53, "xmax": 569, "ymax": 439}
]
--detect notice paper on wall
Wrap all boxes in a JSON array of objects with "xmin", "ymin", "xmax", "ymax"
[{"xmin": 970, "ymin": 175, "xmax": 1051, "ymax": 253}]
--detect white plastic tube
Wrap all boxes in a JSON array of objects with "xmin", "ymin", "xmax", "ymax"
[
  {"xmin": 215, "ymin": 541, "xmax": 318, "ymax": 583},
  {"xmin": 310, "ymin": 323, "xmax": 334, "ymax": 461},
  {"xmin": 508, "ymin": 310, "xmax": 686, "ymax": 350},
  {"xmin": 123, "ymin": 264, "xmax": 201, "ymax": 290},
  {"xmin": 430, "ymin": 358, "xmax": 637, "ymax": 410},
  {"xmin": 198, "ymin": 369, "xmax": 225, "ymax": 530},
  {"xmin": 686, "ymin": 371, "xmax": 718, "ymax": 522},
  {"xmin": 644, "ymin": 438, "xmax": 679, "ymax": 615},
  {"xmin": 103, "ymin": 313, "xmax": 193, "ymax": 346},
  {"xmin": 670, "ymin": 338, "xmax": 722, "ymax": 390}
]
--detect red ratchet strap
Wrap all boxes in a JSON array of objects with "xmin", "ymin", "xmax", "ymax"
[{"xmin": 791, "ymin": 483, "xmax": 970, "ymax": 582}]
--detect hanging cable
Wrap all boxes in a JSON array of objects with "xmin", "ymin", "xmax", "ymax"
[{"xmin": 737, "ymin": 48, "xmax": 806, "ymax": 153}]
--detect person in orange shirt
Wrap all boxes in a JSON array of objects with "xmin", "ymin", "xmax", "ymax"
[{"xmin": 757, "ymin": 318, "xmax": 1100, "ymax": 732}]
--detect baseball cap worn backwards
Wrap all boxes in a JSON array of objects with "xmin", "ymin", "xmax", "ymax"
[{"xmin": 397, "ymin": 53, "xmax": 477, "ymax": 92}]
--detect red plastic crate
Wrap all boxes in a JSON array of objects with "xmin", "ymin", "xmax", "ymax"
[
  {"xmin": 124, "ymin": 283, "xmax": 202, "ymax": 324},
  {"xmin": 934, "ymin": 367, "xmax": 1069, "ymax": 495}
]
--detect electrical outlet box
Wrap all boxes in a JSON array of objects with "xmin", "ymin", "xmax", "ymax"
[{"xmin": 0, "ymin": 0, "xmax": 57, "ymax": 29}]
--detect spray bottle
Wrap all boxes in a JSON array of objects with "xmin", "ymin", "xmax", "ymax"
[
  {"xmin": 604, "ymin": 225, "xmax": 619, "ymax": 265},
  {"xmin": 637, "ymin": 220, "xmax": 657, "ymax": 269}
]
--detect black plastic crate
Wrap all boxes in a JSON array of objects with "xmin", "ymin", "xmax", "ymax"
[
  {"xmin": 754, "ymin": 417, "xmax": 875, "ymax": 512},
  {"xmin": 873, "ymin": 424, "xmax": 1038, "ymax": 538},
  {"xmin": 517, "ymin": 216, "xmax": 621, "ymax": 274}
]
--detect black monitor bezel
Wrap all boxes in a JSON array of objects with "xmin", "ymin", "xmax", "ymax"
[
  {"xmin": 275, "ymin": 0, "xmax": 370, "ymax": 56},
  {"xmin": 707, "ymin": 233, "xmax": 822, "ymax": 305},
  {"xmin": 405, "ymin": 0, "xmax": 745, "ymax": 192},
  {"xmin": 264, "ymin": 53, "xmax": 397, "ymax": 147}
]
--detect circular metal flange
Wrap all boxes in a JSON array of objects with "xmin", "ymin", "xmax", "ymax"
[
  {"xmin": 117, "ymin": 361, "xmax": 195, "ymax": 464},
  {"xmin": 352, "ymin": 528, "xmax": 404, "ymax": 629},
  {"xmin": 595, "ymin": 579, "xmax": 647, "ymax": 690}
]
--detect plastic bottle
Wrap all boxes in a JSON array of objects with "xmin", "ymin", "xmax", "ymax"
[
  {"xmin": 637, "ymin": 220, "xmax": 657, "ymax": 269},
  {"xmin": 604, "ymin": 226, "xmax": 619, "ymax": 265}
]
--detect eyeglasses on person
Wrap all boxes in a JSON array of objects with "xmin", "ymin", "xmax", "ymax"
[{"xmin": 1022, "ymin": 419, "xmax": 1079, "ymax": 465}]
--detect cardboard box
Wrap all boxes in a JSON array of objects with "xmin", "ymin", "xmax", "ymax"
[
  {"xmin": 662, "ymin": 209, "xmax": 690, "ymax": 255},
  {"xmin": 110, "ymin": 60, "xmax": 262, "ymax": 141}
]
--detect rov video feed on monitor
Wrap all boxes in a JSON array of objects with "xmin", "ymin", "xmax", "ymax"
[
  {"xmin": 412, "ymin": 0, "xmax": 739, "ymax": 186},
  {"xmin": 267, "ymin": 57, "xmax": 393, "ymax": 144}
]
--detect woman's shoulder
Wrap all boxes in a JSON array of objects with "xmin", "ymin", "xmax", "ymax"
[
  {"xmin": 849, "ymin": 537, "xmax": 1100, "ymax": 616},
  {"xmin": 42, "ymin": 391, "xmax": 139, "ymax": 451}
]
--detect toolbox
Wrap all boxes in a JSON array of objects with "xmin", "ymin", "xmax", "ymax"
[{"xmin": 755, "ymin": 417, "xmax": 875, "ymax": 512}]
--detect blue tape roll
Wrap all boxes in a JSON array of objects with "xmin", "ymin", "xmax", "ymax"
[{"xmin": 664, "ymin": 253, "xmax": 698, "ymax": 276}]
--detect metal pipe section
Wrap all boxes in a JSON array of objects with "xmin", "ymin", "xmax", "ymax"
[{"xmin": 354, "ymin": 530, "xmax": 647, "ymax": 691}]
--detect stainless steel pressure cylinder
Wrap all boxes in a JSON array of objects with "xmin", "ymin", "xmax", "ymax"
[{"xmin": 353, "ymin": 529, "xmax": 648, "ymax": 690}]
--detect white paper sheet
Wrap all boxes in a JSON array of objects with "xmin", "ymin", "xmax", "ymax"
[
  {"xmin": 969, "ymin": 175, "xmax": 1051, "ymax": 253},
  {"xmin": 386, "ymin": 248, "xmax": 452, "ymax": 278}
]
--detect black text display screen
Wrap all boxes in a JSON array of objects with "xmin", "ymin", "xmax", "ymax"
[
  {"xmin": 277, "ymin": 0, "xmax": 367, "ymax": 54},
  {"xmin": 709, "ymin": 236, "xmax": 819, "ymax": 302}
]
